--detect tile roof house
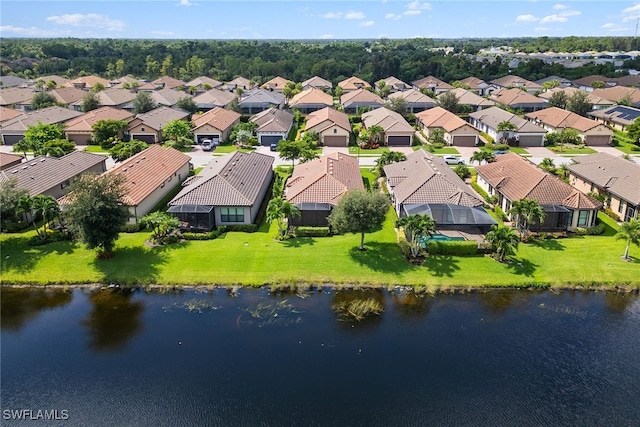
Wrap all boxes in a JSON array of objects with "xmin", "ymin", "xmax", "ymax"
[
  {"xmin": 288, "ymin": 88, "xmax": 334, "ymax": 114},
  {"xmin": 534, "ymin": 75, "xmax": 573, "ymax": 88},
  {"xmin": 185, "ymin": 76, "xmax": 224, "ymax": 94},
  {"xmin": 63, "ymin": 106, "xmax": 135, "ymax": 145},
  {"xmin": 0, "ymin": 106, "xmax": 25, "ymax": 123},
  {"xmin": 304, "ymin": 107, "xmax": 351, "ymax": 147},
  {"xmin": 384, "ymin": 149, "xmax": 496, "ymax": 233},
  {"xmin": 138, "ymin": 76, "xmax": 185, "ymax": 92},
  {"xmin": 168, "ymin": 152, "xmax": 274, "ymax": 231},
  {"xmin": 488, "ymin": 88, "xmax": 547, "ymax": 113},
  {"xmin": 566, "ymin": 152, "xmax": 640, "ymax": 222},
  {"xmin": 469, "ymin": 106, "xmax": 547, "ymax": 147},
  {"xmin": 338, "ymin": 76, "xmax": 371, "ymax": 93},
  {"xmin": 0, "ymin": 151, "xmax": 107, "ymax": 198},
  {"xmin": 415, "ymin": 107, "xmax": 481, "ymax": 147},
  {"xmin": 588, "ymin": 105, "xmax": 640, "ymax": 131},
  {"xmin": 458, "ymin": 77, "xmax": 491, "ymax": 96},
  {"xmin": 261, "ymin": 76, "xmax": 294, "ymax": 93},
  {"xmin": 0, "ymin": 106, "xmax": 83, "ymax": 145},
  {"xmin": 106, "ymin": 145, "xmax": 192, "ymax": 224},
  {"xmin": 0, "ymin": 152, "xmax": 24, "ymax": 171},
  {"xmin": 572, "ymin": 75, "xmax": 618, "ymax": 91},
  {"xmin": 591, "ymin": 86, "xmax": 640, "ymax": 108},
  {"xmin": 439, "ymin": 88, "xmax": 495, "ymax": 112},
  {"xmin": 537, "ymin": 87, "xmax": 614, "ymax": 111},
  {"xmin": 250, "ymin": 108, "xmax": 294, "ymax": 146},
  {"xmin": 192, "ymin": 106, "xmax": 241, "ymax": 144},
  {"xmin": 301, "ymin": 76, "xmax": 333, "ymax": 91},
  {"xmin": 109, "ymin": 76, "xmax": 145, "ymax": 90},
  {"xmin": 0, "ymin": 88, "xmax": 35, "ymax": 110},
  {"xmin": 526, "ymin": 107, "xmax": 613, "ymax": 146},
  {"xmin": 128, "ymin": 106, "xmax": 191, "ymax": 144},
  {"xmin": 0, "ymin": 76, "xmax": 28, "ymax": 88},
  {"xmin": 65, "ymin": 75, "xmax": 111, "ymax": 90},
  {"xmin": 411, "ymin": 76, "xmax": 453, "ymax": 94},
  {"xmin": 21, "ymin": 75, "xmax": 69, "ymax": 89},
  {"xmin": 489, "ymin": 75, "xmax": 543, "ymax": 94},
  {"xmin": 387, "ymin": 89, "xmax": 436, "ymax": 113},
  {"xmin": 377, "ymin": 76, "xmax": 411, "ymax": 93},
  {"xmin": 192, "ymin": 88, "xmax": 237, "ymax": 111},
  {"xmin": 48, "ymin": 87, "xmax": 87, "ymax": 108},
  {"xmin": 361, "ymin": 107, "xmax": 414, "ymax": 146},
  {"xmin": 239, "ymin": 89, "xmax": 286, "ymax": 114},
  {"xmin": 224, "ymin": 76, "xmax": 254, "ymax": 92},
  {"xmin": 71, "ymin": 88, "xmax": 137, "ymax": 110},
  {"xmin": 147, "ymin": 88, "xmax": 193, "ymax": 108},
  {"xmin": 340, "ymin": 88, "xmax": 384, "ymax": 114},
  {"xmin": 475, "ymin": 152, "xmax": 602, "ymax": 232},
  {"xmin": 285, "ymin": 153, "xmax": 364, "ymax": 226}
]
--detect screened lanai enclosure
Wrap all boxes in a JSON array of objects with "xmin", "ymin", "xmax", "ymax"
[
  {"xmin": 402, "ymin": 203, "xmax": 497, "ymax": 234},
  {"xmin": 166, "ymin": 205, "xmax": 214, "ymax": 231},
  {"xmin": 290, "ymin": 203, "xmax": 332, "ymax": 227}
]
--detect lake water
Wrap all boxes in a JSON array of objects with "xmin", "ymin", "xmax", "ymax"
[{"xmin": 2, "ymin": 287, "xmax": 639, "ymax": 426}]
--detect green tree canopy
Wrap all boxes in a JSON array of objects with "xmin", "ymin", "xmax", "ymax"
[
  {"xmin": 21, "ymin": 122, "xmax": 65, "ymax": 155},
  {"xmin": 328, "ymin": 190, "xmax": 389, "ymax": 250},
  {"xmin": 375, "ymin": 150, "xmax": 407, "ymax": 176},
  {"xmin": 109, "ymin": 139, "xmax": 148, "ymax": 162},
  {"xmin": 567, "ymin": 90, "xmax": 593, "ymax": 116},
  {"xmin": 92, "ymin": 119, "xmax": 128, "ymax": 149},
  {"xmin": 615, "ymin": 218, "xmax": 640, "ymax": 261},
  {"xmin": 485, "ymin": 224, "xmax": 520, "ymax": 262},
  {"xmin": 0, "ymin": 177, "xmax": 29, "ymax": 231},
  {"xmin": 141, "ymin": 211, "xmax": 181, "ymax": 244},
  {"xmin": 277, "ymin": 139, "xmax": 317, "ymax": 167},
  {"xmin": 437, "ymin": 91, "xmax": 459, "ymax": 113},
  {"xmin": 547, "ymin": 91, "xmax": 568, "ymax": 109},
  {"xmin": 266, "ymin": 196, "xmax": 301, "ymax": 239},
  {"xmin": 81, "ymin": 91, "xmax": 100, "ymax": 112},
  {"xmin": 397, "ymin": 214, "xmax": 437, "ymax": 258},
  {"xmin": 162, "ymin": 119, "xmax": 193, "ymax": 147},
  {"xmin": 176, "ymin": 96, "xmax": 198, "ymax": 114},
  {"xmin": 132, "ymin": 91, "xmax": 156, "ymax": 114},
  {"xmin": 42, "ymin": 139, "xmax": 76, "ymax": 157},
  {"xmin": 31, "ymin": 92, "xmax": 58, "ymax": 110}
]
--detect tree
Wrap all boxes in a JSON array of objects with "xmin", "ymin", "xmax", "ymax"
[
  {"xmin": 266, "ymin": 197, "xmax": 301, "ymax": 239},
  {"xmin": 508, "ymin": 198, "xmax": 546, "ymax": 237},
  {"xmin": 428, "ymin": 128, "xmax": 446, "ymax": 145},
  {"xmin": 64, "ymin": 174, "xmax": 129, "ymax": 258},
  {"xmin": 32, "ymin": 195, "xmax": 60, "ymax": 237},
  {"xmin": 397, "ymin": 214, "xmax": 437, "ymax": 258},
  {"xmin": 141, "ymin": 211, "xmax": 181, "ymax": 244},
  {"xmin": 21, "ymin": 123, "xmax": 65, "ymax": 156},
  {"xmin": 454, "ymin": 164, "xmax": 470, "ymax": 179},
  {"xmin": 109, "ymin": 140, "xmax": 148, "ymax": 162},
  {"xmin": 591, "ymin": 80, "xmax": 606, "ymax": 89},
  {"xmin": 626, "ymin": 117, "xmax": 640, "ymax": 146},
  {"xmin": 162, "ymin": 119, "xmax": 193, "ymax": 148},
  {"xmin": 93, "ymin": 119, "xmax": 128, "ymax": 150},
  {"xmin": 615, "ymin": 219, "xmax": 640, "ymax": 261},
  {"xmin": 559, "ymin": 128, "xmax": 581, "ymax": 146},
  {"xmin": 176, "ymin": 96, "xmax": 198, "ymax": 114},
  {"xmin": 91, "ymin": 82, "xmax": 106, "ymax": 92},
  {"xmin": 81, "ymin": 91, "xmax": 100, "ymax": 112},
  {"xmin": 227, "ymin": 97, "xmax": 241, "ymax": 113},
  {"xmin": 485, "ymin": 224, "xmax": 520, "ymax": 262},
  {"xmin": 235, "ymin": 129, "xmax": 253, "ymax": 146},
  {"xmin": 497, "ymin": 121, "xmax": 517, "ymax": 143},
  {"xmin": 277, "ymin": 139, "xmax": 316, "ymax": 167},
  {"xmin": 0, "ymin": 178, "xmax": 29, "ymax": 231},
  {"xmin": 328, "ymin": 190, "xmax": 389, "ymax": 251},
  {"xmin": 385, "ymin": 97, "xmax": 408, "ymax": 115},
  {"xmin": 31, "ymin": 92, "xmax": 57, "ymax": 110},
  {"xmin": 567, "ymin": 90, "xmax": 592, "ymax": 116},
  {"xmin": 376, "ymin": 80, "xmax": 391, "ymax": 98},
  {"xmin": 42, "ymin": 139, "xmax": 76, "ymax": 157},
  {"xmin": 132, "ymin": 91, "xmax": 156, "ymax": 114},
  {"xmin": 539, "ymin": 157, "xmax": 556, "ymax": 173},
  {"xmin": 542, "ymin": 80, "xmax": 560, "ymax": 91},
  {"xmin": 547, "ymin": 91, "xmax": 568, "ymax": 109},
  {"xmin": 366, "ymin": 125, "xmax": 385, "ymax": 146},
  {"xmin": 470, "ymin": 150, "xmax": 495, "ymax": 165},
  {"xmin": 437, "ymin": 91, "xmax": 459, "ymax": 113},
  {"xmin": 282, "ymin": 81, "xmax": 302, "ymax": 99},
  {"xmin": 617, "ymin": 94, "xmax": 633, "ymax": 107},
  {"xmin": 375, "ymin": 151, "xmax": 407, "ymax": 176}
]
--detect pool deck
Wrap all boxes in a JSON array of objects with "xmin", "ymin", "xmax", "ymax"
[{"xmin": 438, "ymin": 230, "xmax": 486, "ymax": 243}]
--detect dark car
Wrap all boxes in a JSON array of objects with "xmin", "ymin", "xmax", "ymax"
[
  {"xmin": 270, "ymin": 142, "xmax": 279, "ymax": 152},
  {"xmin": 493, "ymin": 150, "xmax": 509, "ymax": 155}
]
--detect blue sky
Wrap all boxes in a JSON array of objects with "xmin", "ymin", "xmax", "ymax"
[{"xmin": 1, "ymin": 1, "xmax": 639, "ymax": 40}]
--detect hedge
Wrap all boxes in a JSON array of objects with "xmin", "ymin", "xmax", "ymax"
[
  {"xmin": 182, "ymin": 226, "xmax": 228, "ymax": 240},
  {"xmin": 224, "ymin": 224, "xmax": 258, "ymax": 233},
  {"xmin": 574, "ymin": 223, "xmax": 606, "ymax": 236},
  {"xmin": 426, "ymin": 240, "xmax": 479, "ymax": 256},
  {"xmin": 293, "ymin": 226, "xmax": 331, "ymax": 237}
]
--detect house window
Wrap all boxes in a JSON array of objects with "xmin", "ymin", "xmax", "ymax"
[
  {"xmin": 618, "ymin": 200, "xmax": 625, "ymax": 214},
  {"xmin": 590, "ymin": 184, "xmax": 595, "ymax": 192},
  {"xmin": 577, "ymin": 210, "xmax": 589, "ymax": 227},
  {"xmin": 60, "ymin": 179, "xmax": 71, "ymax": 189},
  {"xmin": 220, "ymin": 207, "xmax": 244, "ymax": 223},
  {"xmin": 333, "ymin": 128, "xmax": 337, "ymax": 133}
]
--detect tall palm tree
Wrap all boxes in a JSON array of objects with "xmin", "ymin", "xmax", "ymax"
[
  {"xmin": 397, "ymin": 214, "xmax": 437, "ymax": 258},
  {"xmin": 375, "ymin": 151, "xmax": 407, "ymax": 176},
  {"xmin": 615, "ymin": 218, "xmax": 640, "ymax": 261},
  {"xmin": 32, "ymin": 195, "xmax": 60, "ymax": 237},
  {"xmin": 485, "ymin": 224, "xmax": 520, "ymax": 262},
  {"xmin": 367, "ymin": 125, "xmax": 384, "ymax": 146},
  {"xmin": 266, "ymin": 197, "xmax": 301, "ymax": 238},
  {"xmin": 496, "ymin": 121, "xmax": 518, "ymax": 143},
  {"xmin": 509, "ymin": 199, "xmax": 545, "ymax": 237},
  {"xmin": 470, "ymin": 150, "xmax": 495, "ymax": 165}
]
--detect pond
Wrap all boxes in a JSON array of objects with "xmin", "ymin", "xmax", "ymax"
[{"xmin": 1, "ymin": 286, "xmax": 639, "ymax": 426}]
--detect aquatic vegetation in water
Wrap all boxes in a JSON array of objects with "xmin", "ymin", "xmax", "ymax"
[
  {"xmin": 238, "ymin": 300, "xmax": 303, "ymax": 327},
  {"xmin": 163, "ymin": 298, "xmax": 219, "ymax": 314},
  {"xmin": 332, "ymin": 297, "xmax": 384, "ymax": 321}
]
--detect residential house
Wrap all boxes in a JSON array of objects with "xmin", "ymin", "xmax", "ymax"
[
  {"xmin": 301, "ymin": 76, "xmax": 333, "ymax": 91},
  {"xmin": 377, "ymin": 76, "xmax": 411, "ymax": 93},
  {"xmin": 0, "ymin": 152, "xmax": 23, "ymax": 171},
  {"xmin": 250, "ymin": 108, "xmax": 294, "ymax": 146},
  {"xmin": 65, "ymin": 75, "xmax": 111, "ymax": 90},
  {"xmin": 411, "ymin": 76, "xmax": 453, "ymax": 94},
  {"xmin": 469, "ymin": 106, "xmax": 547, "ymax": 146},
  {"xmin": 340, "ymin": 89, "xmax": 384, "ymax": 114},
  {"xmin": 572, "ymin": 75, "xmax": 618, "ymax": 91},
  {"xmin": 0, "ymin": 76, "xmax": 27, "ymax": 88},
  {"xmin": 588, "ymin": 105, "xmax": 640, "ymax": 131},
  {"xmin": 338, "ymin": 76, "xmax": 371, "ymax": 93},
  {"xmin": 489, "ymin": 75, "xmax": 542, "ymax": 94},
  {"xmin": 387, "ymin": 89, "xmax": 436, "ymax": 113},
  {"xmin": 415, "ymin": 107, "xmax": 481, "ymax": 147},
  {"xmin": 192, "ymin": 106, "xmax": 241, "ymax": 144},
  {"xmin": 488, "ymin": 88, "xmax": 547, "ymax": 112},
  {"xmin": 71, "ymin": 88, "xmax": 136, "ymax": 111},
  {"xmin": 21, "ymin": 75, "xmax": 69, "ymax": 89},
  {"xmin": 138, "ymin": 76, "xmax": 185, "ymax": 92},
  {"xmin": 0, "ymin": 106, "xmax": 25, "ymax": 123},
  {"xmin": 538, "ymin": 87, "xmax": 614, "ymax": 111},
  {"xmin": 48, "ymin": 87, "xmax": 87, "ymax": 109},
  {"xmin": 384, "ymin": 149, "xmax": 496, "ymax": 234},
  {"xmin": 285, "ymin": 153, "xmax": 364, "ymax": 227},
  {"xmin": 304, "ymin": 107, "xmax": 351, "ymax": 147},
  {"xmin": 439, "ymin": 88, "xmax": 495, "ymax": 112},
  {"xmin": 146, "ymin": 88, "xmax": 193, "ymax": 109},
  {"xmin": 185, "ymin": 76, "xmax": 224, "ymax": 94},
  {"xmin": 475, "ymin": 153, "xmax": 601, "ymax": 232},
  {"xmin": 224, "ymin": 77, "xmax": 253, "ymax": 92},
  {"xmin": 128, "ymin": 106, "xmax": 190, "ymax": 144},
  {"xmin": 239, "ymin": 89, "xmax": 286, "ymax": 114},
  {"xmin": 168, "ymin": 152, "xmax": 274, "ymax": 231},
  {"xmin": 288, "ymin": 88, "xmax": 334, "ymax": 114},
  {"xmin": 591, "ymin": 86, "xmax": 640, "ymax": 108},
  {"xmin": 0, "ymin": 106, "xmax": 83, "ymax": 145},
  {"xmin": 526, "ymin": 107, "xmax": 613, "ymax": 146},
  {"xmin": 566, "ymin": 152, "xmax": 639, "ymax": 222},
  {"xmin": 107, "ymin": 145, "xmax": 192, "ymax": 224},
  {"xmin": 534, "ymin": 76, "xmax": 573, "ymax": 88},
  {"xmin": 109, "ymin": 76, "xmax": 145, "ymax": 90},
  {"xmin": 0, "ymin": 88, "xmax": 35, "ymax": 110},
  {"xmin": 261, "ymin": 76, "xmax": 294, "ymax": 93},
  {"xmin": 63, "ymin": 106, "xmax": 135, "ymax": 145},
  {"xmin": 0, "ymin": 151, "xmax": 107, "ymax": 198},
  {"xmin": 192, "ymin": 88, "xmax": 237, "ymax": 111},
  {"xmin": 361, "ymin": 107, "xmax": 414, "ymax": 146},
  {"xmin": 458, "ymin": 77, "xmax": 491, "ymax": 96}
]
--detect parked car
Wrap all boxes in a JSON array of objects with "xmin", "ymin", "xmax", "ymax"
[
  {"xmin": 270, "ymin": 142, "xmax": 279, "ymax": 152},
  {"xmin": 442, "ymin": 155, "xmax": 465, "ymax": 165},
  {"xmin": 201, "ymin": 139, "xmax": 214, "ymax": 151},
  {"xmin": 493, "ymin": 150, "xmax": 508, "ymax": 155}
]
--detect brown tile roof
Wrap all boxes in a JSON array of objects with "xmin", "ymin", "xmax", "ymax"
[
  {"xmin": 185, "ymin": 76, "xmax": 223, "ymax": 89},
  {"xmin": 475, "ymin": 152, "xmax": 601, "ymax": 209},
  {"xmin": 0, "ymin": 88, "xmax": 35, "ymax": 106},
  {"xmin": 338, "ymin": 76, "xmax": 371, "ymax": 91},
  {"xmin": 305, "ymin": 107, "xmax": 351, "ymax": 133},
  {"xmin": 591, "ymin": 86, "xmax": 640, "ymax": 105},
  {"xmin": 572, "ymin": 75, "xmax": 612, "ymax": 87},
  {"xmin": 0, "ymin": 152, "xmax": 24, "ymax": 170},
  {"xmin": 64, "ymin": 106, "xmax": 134, "ymax": 133},
  {"xmin": 361, "ymin": 107, "xmax": 414, "ymax": 133},
  {"xmin": 441, "ymin": 88, "xmax": 495, "ymax": 107},
  {"xmin": 469, "ymin": 106, "xmax": 546, "ymax": 134},
  {"xmin": 225, "ymin": 77, "xmax": 253, "ymax": 91},
  {"xmin": 458, "ymin": 77, "xmax": 488, "ymax": 90},
  {"xmin": 192, "ymin": 107, "xmax": 241, "ymax": 132},
  {"xmin": 138, "ymin": 76, "xmax": 185, "ymax": 91},
  {"xmin": 65, "ymin": 75, "xmax": 111, "ymax": 89},
  {"xmin": 132, "ymin": 106, "xmax": 190, "ymax": 132},
  {"xmin": 388, "ymin": 89, "xmax": 436, "ymax": 106},
  {"xmin": 301, "ymin": 76, "xmax": 333, "ymax": 89},
  {"xmin": 566, "ymin": 152, "xmax": 640, "ymax": 205},
  {"xmin": 107, "ymin": 145, "xmax": 191, "ymax": 206},
  {"xmin": 169, "ymin": 151, "xmax": 274, "ymax": 207},
  {"xmin": 192, "ymin": 88, "xmax": 237, "ymax": 108},
  {"xmin": 411, "ymin": 76, "xmax": 453, "ymax": 91},
  {"xmin": 340, "ymin": 88, "xmax": 384, "ymax": 106},
  {"xmin": 285, "ymin": 153, "xmax": 364, "ymax": 205},
  {"xmin": 490, "ymin": 75, "xmax": 542, "ymax": 91},
  {"xmin": 0, "ymin": 106, "xmax": 83, "ymax": 132},
  {"xmin": 0, "ymin": 106, "xmax": 25, "ymax": 123},
  {"xmin": 537, "ymin": 87, "xmax": 613, "ymax": 107},
  {"xmin": 289, "ymin": 88, "xmax": 333, "ymax": 107},
  {"xmin": 489, "ymin": 88, "xmax": 546, "ymax": 107},
  {"xmin": 384, "ymin": 149, "xmax": 484, "ymax": 206},
  {"xmin": 415, "ymin": 106, "xmax": 472, "ymax": 133},
  {"xmin": 150, "ymin": 88, "xmax": 192, "ymax": 106},
  {"xmin": 49, "ymin": 87, "xmax": 86, "ymax": 105},
  {"xmin": 250, "ymin": 108, "xmax": 294, "ymax": 133},
  {"xmin": 526, "ymin": 107, "xmax": 610, "ymax": 133},
  {"xmin": 380, "ymin": 76, "xmax": 411, "ymax": 91},
  {"xmin": 261, "ymin": 76, "xmax": 294, "ymax": 91},
  {"xmin": 0, "ymin": 151, "xmax": 107, "ymax": 196},
  {"xmin": 92, "ymin": 88, "xmax": 137, "ymax": 107}
]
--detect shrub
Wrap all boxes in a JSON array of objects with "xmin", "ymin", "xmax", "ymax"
[
  {"xmin": 493, "ymin": 143, "xmax": 510, "ymax": 151},
  {"xmin": 479, "ymin": 132, "xmax": 494, "ymax": 145},
  {"xmin": 426, "ymin": 240, "xmax": 478, "ymax": 256},
  {"xmin": 121, "ymin": 223, "xmax": 142, "ymax": 233},
  {"xmin": 494, "ymin": 206, "xmax": 508, "ymax": 222},
  {"xmin": 294, "ymin": 226, "xmax": 331, "ymax": 237},
  {"xmin": 182, "ymin": 226, "xmax": 227, "ymax": 241},
  {"xmin": 604, "ymin": 208, "xmax": 621, "ymax": 221},
  {"xmin": 27, "ymin": 230, "xmax": 70, "ymax": 246},
  {"xmin": 574, "ymin": 223, "xmax": 606, "ymax": 236},
  {"xmin": 397, "ymin": 232, "xmax": 412, "ymax": 258},
  {"xmin": 470, "ymin": 176, "xmax": 490, "ymax": 200},
  {"xmin": 224, "ymin": 223, "xmax": 258, "ymax": 233}
]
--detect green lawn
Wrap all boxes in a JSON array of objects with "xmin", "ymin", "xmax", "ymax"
[
  {"xmin": 548, "ymin": 145, "xmax": 597, "ymax": 155},
  {"xmin": 349, "ymin": 146, "xmax": 390, "ymax": 155},
  {"xmin": 360, "ymin": 167, "xmax": 379, "ymax": 189},
  {"xmin": 480, "ymin": 146, "xmax": 529, "ymax": 155},
  {"xmin": 84, "ymin": 146, "xmax": 108, "ymax": 154},
  {"xmin": 214, "ymin": 145, "xmax": 256, "ymax": 154},
  {"xmin": 612, "ymin": 131, "xmax": 640, "ymax": 155},
  {"xmin": 1, "ymin": 212, "xmax": 638, "ymax": 288}
]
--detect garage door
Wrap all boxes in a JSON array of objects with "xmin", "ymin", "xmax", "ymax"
[
  {"xmin": 517, "ymin": 135, "xmax": 543, "ymax": 147},
  {"xmin": 452, "ymin": 135, "xmax": 476, "ymax": 147},
  {"xmin": 260, "ymin": 135, "xmax": 282, "ymax": 146},
  {"xmin": 2, "ymin": 135, "xmax": 24, "ymax": 145},
  {"xmin": 387, "ymin": 135, "xmax": 411, "ymax": 146},
  {"xmin": 585, "ymin": 135, "xmax": 611, "ymax": 146},
  {"xmin": 131, "ymin": 134, "xmax": 156, "ymax": 144},
  {"xmin": 323, "ymin": 135, "xmax": 347, "ymax": 147}
]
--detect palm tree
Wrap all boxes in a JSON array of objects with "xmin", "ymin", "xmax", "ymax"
[
  {"xmin": 367, "ymin": 125, "xmax": 384, "ymax": 146},
  {"xmin": 397, "ymin": 214, "xmax": 437, "ymax": 258},
  {"xmin": 375, "ymin": 151, "xmax": 407, "ymax": 176},
  {"xmin": 557, "ymin": 163, "xmax": 570, "ymax": 181},
  {"xmin": 266, "ymin": 197, "xmax": 301, "ymax": 239},
  {"xmin": 615, "ymin": 219, "xmax": 640, "ymax": 261},
  {"xmin": 470, "ymin": 150, "xmax": 495, "ymax": 165},
  {"xmin": 539, "ymin": 157, "xmax": 556, "ymax": 173},
  {"xmin": 509, "ymin": 199, "xmax": 546, "ymax": 237},
  {"xmin": 485, "ymin": 224, "xmax": 520, "ymax": 262},
  {"xmin": 32, "ymin": 195, "xmax": 60, "ymax": 237},
  {"xmin": 496, "ymin": 121, "xmax": 517, "ymax": 143}
]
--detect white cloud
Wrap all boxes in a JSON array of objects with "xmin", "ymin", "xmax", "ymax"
[
  {"xmin": 559, "ymin": 10, "xmax": 581, "ymax": 17},
  {"xmin": 319, "ymin": 34, "xmax": 334, "ymax": 39},
  {"xmin": 151, "ymin": 30, "xmax": 175, "ymax": 36},
  {"xmin": 360, "ymin": 20, "xmax": 375, "ymax": 27},
  {"xmin": 602, "ymin": 23, "xmax": 629, "ymax": 32},
  {"xmin": 622, "ymin": 4, "xmax": 640, "ymax": 22},
  {"xmin": 406, "ymin": 1, "xmax": 432, "ymax": 10},
  {"xmin": 534, "ymin": 27, "xmax": 549, "ymax": 32},
  {"xmin": 516, "ymin": 14, "xmax": 538, "ymax": 23},
  {"xmin": 0, "ymin": 25, "xmax": 60, "ymax": 37},
  {"xmin": 622, "ymin": 4, "xmax": 640, "ymax": 14},
  {"xmin": 539, "ymin": 14, "xmax": 567, "ymax": 24},
  {"xmin": 323, "ymin": 12, "xmax": 342, "ymax": 19},
  {"xmin": 177, "ymin": 0, "xmax": 196, "ymax": 6},
  {"xmin": 552, "ymin": 4, "xmax": 568, "ymax": 10},
  {"xmin": 404, "ymin": 10, "xmax": 421, "ymax": 16},
  {"xmin": 345, "ymin": 11, "xmax": 365, "ymax": 20},
  {"xmin": 385, "ymin": 13, "xmax": 402, "ymax": 20},
  {"xmin": 46, "ymin": 13, "xmax": 125, "ymax": 31}
]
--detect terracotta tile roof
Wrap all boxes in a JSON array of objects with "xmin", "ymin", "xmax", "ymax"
[
  {"xmin": 0, "ymin": 151, "xmax": 107, "ymax": 196},
  {"xmin": 458, "ymin": 77, "xmax": 488, "ymax": 90},
  {"xmin": 415, "ymin": 106, "xmax": 473, "ymax": 133},
  {"xmin": 289, "ymin": 88, "xmax": 333, "ymax": 107},
  {"xmin": 305, "ymin": 107, "xmax": 351, "ymax": 133},
  {"xmin": 64, "ymin": 106, "xmax": 134, "ymax": 133},
  {"xmin": 109, "ymin": 76, "xmax": 145, "ymax": 89},
  {"xmin": 537, "ymin": 87, "xmax": 613, "ymax": 107},
  {"xmin": 185, "ymin": 76, "xmax": 223, "ymax": 89},
  {"xmin": 384, "ymin": 149, "xmax": 484, "ymax": 206},
  {"xmin": 193, "ymin": 88, "xmax": 237, "ymax": 108},
  {"xmin": 25, "ymin": 75, "xmax": 69, "ymax": 88},
  {"xmin": 150, "ymin": 88, "xmax": 192, "ymax": 106},
  {"xmin": 340, "ymin": 88, "xmax": 384, "ymax": 106},
  {"xmin": 526, "ymin": 107, "xmax": 610, "ymax": 133},
  {"xmin": 250, "ymin": 108, "xmax": 294, "ymax": 133},
  {"xmin": 65, "ymin": 75, "xmax": 111, "ymax": 89},
  {"xmin": 361, "ymin": 107, "xmax": 414, "ymax": 133},
  {"xmin": 475, "ymin": 153, "xmax": 601, "ymax": 209},
  {"xmin": 240, "ymin": 88, "xmax": 285, "ymax": 106},
  {"xmin": 490, "ymin": 75, "xmax": 542, "ymax": 91},
  {"xmin": 285, "ymin": 153, "xmax": 364, "ymax": 205},
  {"xmin": 338, "ymin": 76, "xmax": 371, "ymax": 91},
  {"xmin": 0, "ymin": 106, "xmax": 25, "ymax": 123},
  {"xmin": 301, "ymin": 76, "xmax": 332, "ymax": 89},
  {"xmin": 489, "ymin": 88, "xmax": 546, "ymax": 107},
  {"xmin": 138, "ymin": 76, "xmax": 185, "ymax": 91},
  {"xmin": 225, "ymin": 77, "xmax": 253, "ymax": 91},
  {"xmin": 0, "ymin": 106, "xmax": 83, "ymax": 132},
  {"xmin": 411, "ymin": 76, "xmax": 453, "ymax": 91},
  {"xmin": 380, "ymin": 76, "xmax": 411, "ymax": 91},
  {"xmin": 469, "ymin": 106, "xmax": 546, "ymax": 134},
  {"xmin": 261, "ymin": 76, "xmax": 293, "ymax": 91},
  {"xmin": 107, "ymin": 145, "xmax": 191, "ymax": 206},
  {"xmin": 0, "ymin": 152, "xmax": 24, "ymax": 169},
  {"xmin": 49, "ymin": 87, "xmax": 86, "ymax": 105},
  {"xmin": 441, "ymin": 88, "xmax": 495, "ymax": 107},
  {"xmin": 93, "ymin": 88, "xmax": 137, "ymax": 107},
  {"xmin": 566, "ymin": 152, "xmax": 640, "ymax": 205},
  {"xmin": 132, "ymin": 106, "xmax": 190, "ymax": 132},
  {"xmin": 572, "ymin": 75, "xmax": 612, "ymax": 87},
  {"xmin": 388, "ymin": 89, "xmax": 436, "ymax": 106},
  {"xmin": 192, "ymin": 107, "xmax": 241, "ymax": 132},
  {"xmin": 0, "ymin": 88, "xmax": 35, "ymax": 106},
  {"xmin": 169, "ymin": 151, "xmax": 274, "ymax": 207},
  {"xmin": 591, "ymin": 86, "xmax": 640, "ymax": 105}
]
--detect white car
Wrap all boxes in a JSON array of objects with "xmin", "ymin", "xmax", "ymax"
[{"xmin": 442, "ymin": 155, "xmax": 465, "ymax": 165}]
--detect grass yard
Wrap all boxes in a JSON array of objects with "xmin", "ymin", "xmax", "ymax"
[
  {"xmin": 548, "ymin": 145, "xmax": 597, "ymax": 155},
  {"xmin": 84, "ymin": 146, "xmax": 108, "ymax": 154},
  {"xmin": 349, "ymin": 146, "xmax": 390, "ymax": 156},
  {"xmin": 360, "ymin": 167, "xmax": 379, "ymax": 189},
  {"xmin": 1, "ymin": 212, "xmax": 638, "ymax": 289},
  {"xmin": 213, "ymin": 145, "xmax": 256, "ymax": 154},
  {"xmin": 612, "ymin": 131, "xmax": 640, "ymax": 155}
]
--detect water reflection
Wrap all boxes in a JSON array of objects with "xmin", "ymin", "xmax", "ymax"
[
  {"xmin": 391, "ymin": 289, "xmax": 433, "ymax": 320},
  {"xmin": 604, "ymin": 291, "xmax": 639, "ymax": 314},
  {"xmin": 82, "ymin": 288, "xmax": 144, "ymax": 352},
  {"xmin": 0, "ymin": 287, "xmax": 73, "ymax": 331},
  {"xmin": 479, "ymin": 289, "xmax": 536, "ymax": 314}
]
